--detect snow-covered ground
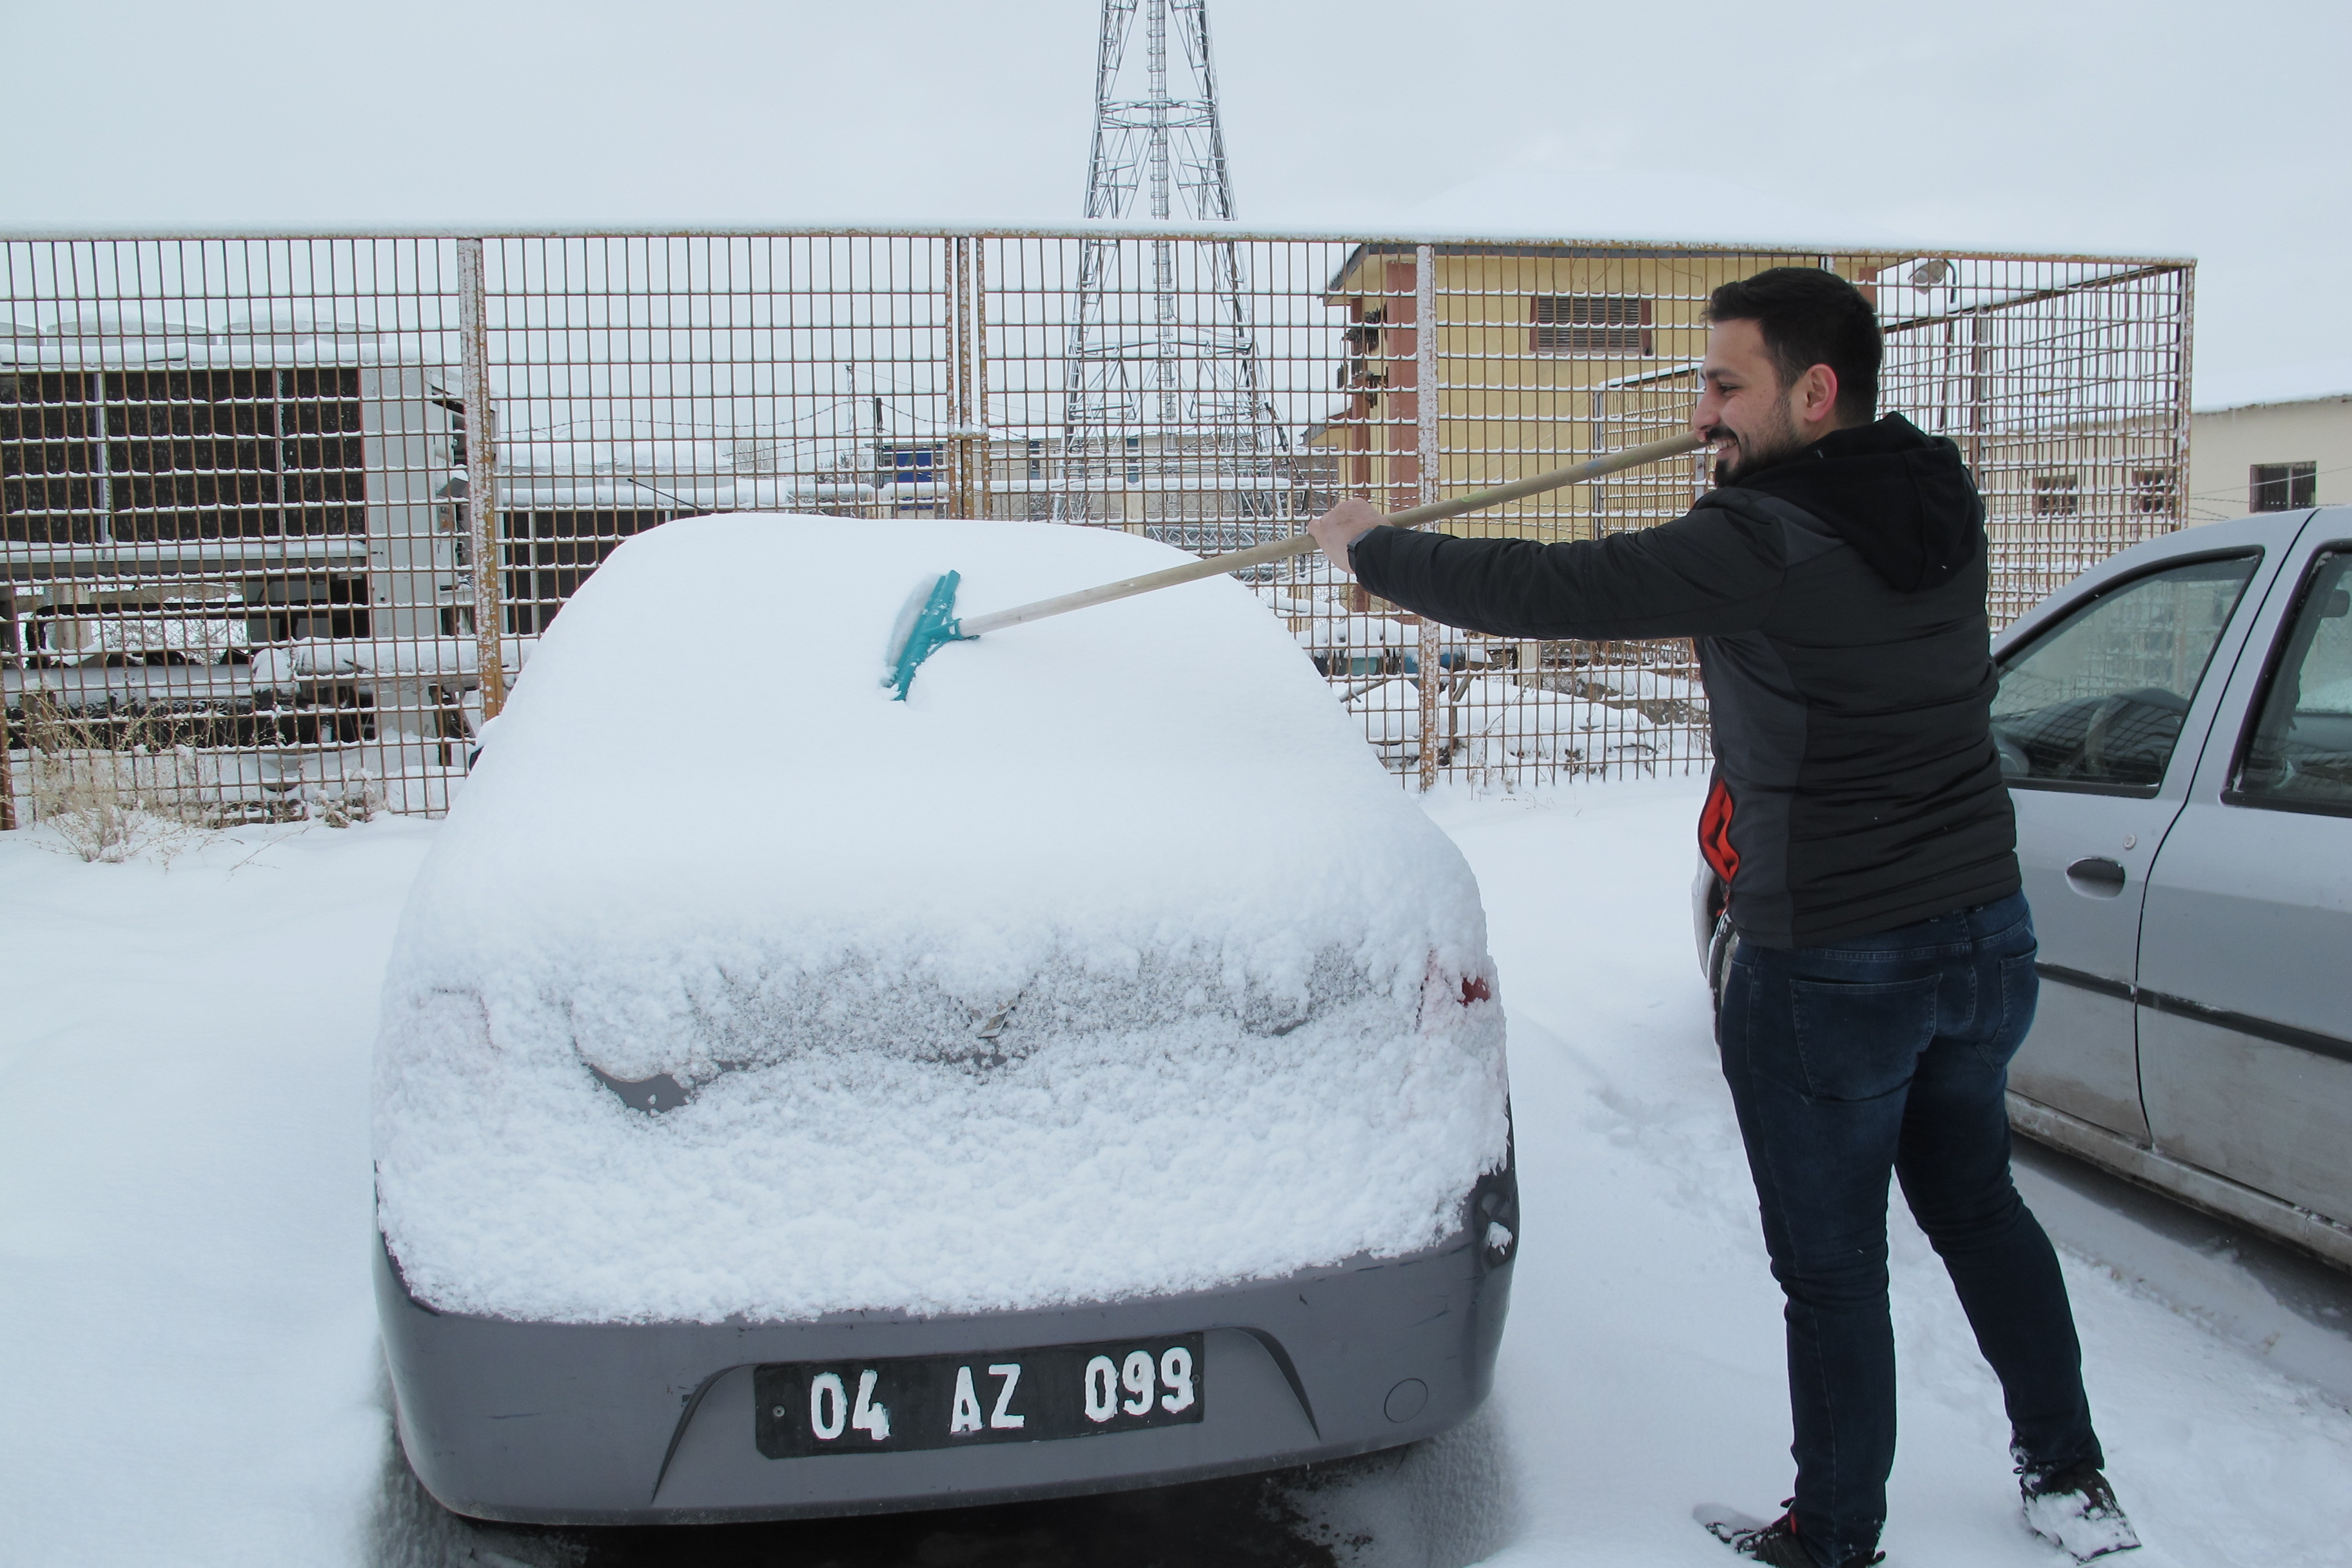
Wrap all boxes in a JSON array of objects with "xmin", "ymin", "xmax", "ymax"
[
  {"xmin": 1418, "ymin": 782, "xmax": 2352, "ymax": 1568},
  {"xmin": 5, "ymin": 781, "xmax": 2351, "ymax": 1566},
  {"xmin": 0, "ymin": 818, "xmax": 437, "ymax": 1567}
]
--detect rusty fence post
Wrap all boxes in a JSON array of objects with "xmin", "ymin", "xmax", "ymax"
[
  {"xmin": 458, "ymin": 239, "xmax": 508, "ymax": 721},
  {"xmin": 2170, "ymin": 262, "xmax": 2196, "ymax": 543},
  {"xmin": 950, "ymin": 235, "xmax": 986, "ymax": 520},
  {"xmin": 943, "ymin": 236, "xmax": 992, "ymax": 521},
  {"xmin": 945, "ymin": 237, "xmax": 966, "ymax": 516},
  {"xmin": 0, "ymin": 700, "xmax": 14, "ymax": 830},
  {"xmin": 972, "ymin": 239, "xmax": 990, "ymax": 522},
  {"xmin": 1415, "ymin": 244, "xmax": 1441, "ymax": 792}
]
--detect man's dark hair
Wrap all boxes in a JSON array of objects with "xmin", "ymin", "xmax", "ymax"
[{"xmin": 1706, "ymin": 268, "xmax": 1882, "ymax": 424}]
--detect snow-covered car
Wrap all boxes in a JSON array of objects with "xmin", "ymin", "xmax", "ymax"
[
  {"xmin": 374, "ymin": 514, "xmax": 1517, "ymax": 1524},
  {"xmin": 1694, "ymin": 504, "xmax": 2352, "ymax": 1269}
]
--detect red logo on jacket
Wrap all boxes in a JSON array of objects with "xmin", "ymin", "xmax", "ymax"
[{"xmin": 1700, "ymin": 778, "xmax": 1740, "ymax": 882}]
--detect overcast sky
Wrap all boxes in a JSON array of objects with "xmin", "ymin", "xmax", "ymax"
[{"xmin": 5, "ymin": 0, "xmax": 2344, "ymax": 401}]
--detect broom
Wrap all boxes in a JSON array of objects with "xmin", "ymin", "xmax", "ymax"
[{"xmin": 883, "ymin": 430, "xmax": 1707, "ymax": 699}]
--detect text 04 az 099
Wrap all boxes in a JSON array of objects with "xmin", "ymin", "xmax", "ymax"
[{"xmin": 754, "ymin": 1335, "xmax": 1206, "ymax": 1458}]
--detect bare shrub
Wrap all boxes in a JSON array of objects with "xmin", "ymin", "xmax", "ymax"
[
  {"xmin": 18, "ymin": 691, "xmax": 209, "ymax": 864},
  {"xmin": 310, "ymin": 776, "xmax": 386, "ymax": 829}
]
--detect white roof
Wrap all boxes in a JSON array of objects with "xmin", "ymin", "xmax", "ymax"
[{"xmin": 2193, "ymin": 357, "xmax": 2352, "ymax": 413}]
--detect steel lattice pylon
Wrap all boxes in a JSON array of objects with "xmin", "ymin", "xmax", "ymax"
[{"xmin": 1056, "ymin": 0, "xmax": 1282, "ymax": 541}]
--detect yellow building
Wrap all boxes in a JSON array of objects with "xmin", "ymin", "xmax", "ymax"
[
  {"xmin": 1315, "ymin": 244, "xmax": 1897, "ymax": 541},
  {"xmin": 1312, "ymin": 244, "xmax": 2193, "ymax": 627}
]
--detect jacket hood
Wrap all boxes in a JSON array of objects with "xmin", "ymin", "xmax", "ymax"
[{"xmin": 1726, "ymin": 414, "xmax": 1984, "ymax": 592}]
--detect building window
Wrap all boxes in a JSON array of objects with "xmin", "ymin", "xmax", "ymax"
[
  {"xmin": 1124, "ymin": 435, "xmax": 1142, "ymax": 485},
  {"xmin": 2032, "ymin": 473, "xmax": 2079, "ymax": 515},
  {"xmin": 1531, "ymin": 296, "xmax": 1652, "ymax": 356},
  {"xmin": 2132, "ymin": 468, "xmax": 2177, "ymax": 515},
  {"xmin": 1, "ymin": 367, "xmax": 369, "ymax": 545},
  {"xmin": 886, "ymin": 444, "xmax": 939, "ymax": 482},
  {"xmin": 2250, "ymin": 462, "xmax": 2317, "ymax": 512},
  {"xmin": 1026, "ymin": 438, "xmax": 1043, "ymax": 479},
  {"xmin": 1340, "ymin": 310, "xmax": 1384, "ymax": 393}
]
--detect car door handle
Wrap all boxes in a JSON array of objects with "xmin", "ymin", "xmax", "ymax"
[{"xmin": 2065, "ymin": 856, "xmax": 2128, "ymax": 897}]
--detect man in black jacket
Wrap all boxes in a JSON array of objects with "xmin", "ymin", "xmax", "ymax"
[{"xmin": 1308, "ymin": 270, "xmax": 2139, "ymax": 1567}]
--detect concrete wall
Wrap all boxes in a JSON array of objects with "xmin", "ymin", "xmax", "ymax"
[{"xmin": 2188, "ymin": 395, "xmax": 2352, "ymax": 525}]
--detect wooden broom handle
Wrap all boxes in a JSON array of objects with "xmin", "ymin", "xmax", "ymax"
[{"xmin": 957, "ymin": 431, "xmax": 1707, "ymax": 638}]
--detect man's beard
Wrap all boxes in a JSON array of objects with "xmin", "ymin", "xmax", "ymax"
[{"xmin": 1709, "ymin": 394, "xmax": 1804, "ymax": 486}]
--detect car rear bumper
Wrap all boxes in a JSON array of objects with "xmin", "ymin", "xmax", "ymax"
[{"xmin": 377, "ymin": 1204, "xmax": 1514, "ymax": 1525}]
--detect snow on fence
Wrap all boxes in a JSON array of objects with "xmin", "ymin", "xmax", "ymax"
[{"xmin": 1, "ymin": 231, "xmax": 2191, "ymax": 826}]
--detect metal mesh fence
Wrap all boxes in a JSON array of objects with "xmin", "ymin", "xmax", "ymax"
[{"xmin": 3, "ymin": 230, "xmax": 2190, "ymax": 825}]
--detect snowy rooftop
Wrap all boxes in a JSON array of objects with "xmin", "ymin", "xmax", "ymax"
[
  {"xmin": 0, "ymin": 303, "xmax": 400, "ymax": 368},
  {"xmin": 2194, "ymin": 357, "xmax": 2352, "ymax": 413}
]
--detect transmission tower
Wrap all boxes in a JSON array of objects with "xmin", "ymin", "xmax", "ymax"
[{"xmin": 1057, "ymin": 0, "xmax": 1281, "ymax": 542}]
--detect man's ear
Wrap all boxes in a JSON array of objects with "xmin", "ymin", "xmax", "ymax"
[{"xmin": 1794, "ymin": 363, "xmax": 1842, "ymax": 430}]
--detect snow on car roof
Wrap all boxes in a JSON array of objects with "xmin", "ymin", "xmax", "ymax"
[{"xmin": 373, "ymin": 514, "xmax": 1509, "ymax": 1325}]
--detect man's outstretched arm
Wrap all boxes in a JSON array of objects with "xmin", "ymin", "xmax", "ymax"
[{"xmin": 1307, "ymin": 495, "xmax": 1786, "ymax": 643}]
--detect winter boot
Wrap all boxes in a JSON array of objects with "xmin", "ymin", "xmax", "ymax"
[
  {"xmin": 1696, "ymin": 1502, "xmax": 1884, "ymax": 1568},
  {"xmin": 2018, "ymin": 1457, "xmax": 2142, "ymax": 1562}
]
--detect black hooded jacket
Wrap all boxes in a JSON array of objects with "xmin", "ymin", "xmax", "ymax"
[{"xmin": 1348, "ymin": 414, "xmax": 2019, "ymax": 946}]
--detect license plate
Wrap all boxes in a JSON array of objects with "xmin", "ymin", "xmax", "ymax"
[{"xmin": 754, "ymin": 1333, "xmax": 1206, "ymax": 1458}]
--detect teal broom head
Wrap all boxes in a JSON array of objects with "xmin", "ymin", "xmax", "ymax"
[{"xmin": 882, "ymin": 571, "xmax": 972, "ymax": 700}]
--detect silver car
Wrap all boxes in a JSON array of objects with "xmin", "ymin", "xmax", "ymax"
[
  {"xmin": 1697, "ymin": 503, "xmax": 2351, "ymax": 1268},
  {"xmin": 375, "ymin": 514, "xmax": 1518, "ymax": 1526}
]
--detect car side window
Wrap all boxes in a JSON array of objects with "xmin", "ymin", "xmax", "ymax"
[
  {"xmin": 2232, "ymin": 548, "xmax": 2352, "ymax": 814},
  {"xmin": 1992, "ymin": 553, "xmax": 2259, "ymax": 794}
]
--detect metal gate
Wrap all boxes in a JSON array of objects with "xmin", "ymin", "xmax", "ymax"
[{"xmin": 2, "ymin": 230, "xmax": 2190, "ymax": 826}]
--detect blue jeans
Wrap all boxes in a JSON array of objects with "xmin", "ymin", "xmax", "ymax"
[{"xmin": 1717, "ymin": 892, "xmax": 2101, "ymax": 1566}]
